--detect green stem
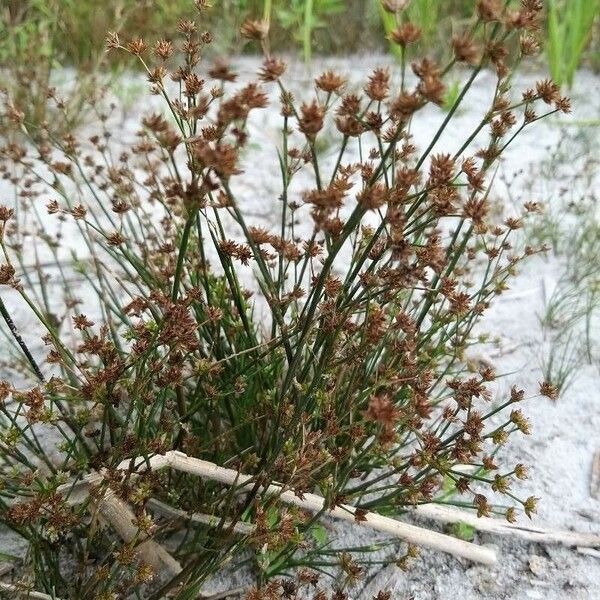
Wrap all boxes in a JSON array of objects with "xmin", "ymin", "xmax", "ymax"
[
  {"xmin": 303, "ymin": 0, "xmax": 314, "ymax": 63},
  {"xmin": 263, "ymin": 0, "xmax": 273, "ymax": 22},
  {"xmin": 172, "ymin": 208, "xmax": 198, "ymax": 302}
]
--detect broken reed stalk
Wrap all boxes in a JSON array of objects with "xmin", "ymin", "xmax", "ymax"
[
  {"xmin": 146, "ymin": 497, "xmax": 256, "ymax": 536},
  {"xmin": 164, "ymin": 452, "xmax": 498, "ymax": 564},
  {"xmin": 413, "ymin": 504, "xmax": 600, "ymax": 548},
  {"xmin": 0, "ymin": 582, "xmax": 64, "ymax": 600},
  {"xmin": 61, "ymin": 451, "xmax": 496, "ymax": 565},
  {"xmin": 58, "ymin": 449, "xmax": 600, "ymax": 588},
  {"xmin": 95, "ymin": 492, "xmax": 182, "ymax": 576}
]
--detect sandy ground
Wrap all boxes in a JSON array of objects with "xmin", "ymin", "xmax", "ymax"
[{"xmin": 1, "ymin": 57, "xmax": 600, "ymax": 598}]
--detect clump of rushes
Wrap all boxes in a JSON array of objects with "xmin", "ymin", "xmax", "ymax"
[{"xmin": 0, "ymin": 1, "xmax": 569, "ymax": 597}]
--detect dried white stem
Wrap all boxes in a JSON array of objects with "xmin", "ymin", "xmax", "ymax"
[
  {"xmin": 55, "ymin": 473, "xmax": 182, "ymax": 576},
  {"xmin": 147, "ymin": 497, "xmax": 255, "ymax": 536},
  {"xmin": 0, "ymin": 582, "xmax": 65, "ymax": 600},
  {"xmin": 591, "ymin": 450, "xmax": 600, "ymax": 500},
  {"xmin": 413, "ymin": 504, "xmax": 600, "ymax": 548},
  {"xmin": 201, "ymin": 586, "xmax": 250, "ymax": 600},
  {"xmin": 50, "ymin": 450, "xmax": 600, "ymax": 577},
  {"xmin": 95, "ymin": 492, "xmax": 182, "ymax": 577},
  {"xmin": 122, "ymin": 451, "xmax": 497, "ymax": 565}
]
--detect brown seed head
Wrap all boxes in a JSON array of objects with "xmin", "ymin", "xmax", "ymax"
[
  {"xmin": 298, "ymin": 100, "xmax": 325, "ymax": 139},
  {"xmin": 390, "ymin": 91, "xmax": 423, "ymax": 118},
  {"xmin": 510, "ymin": 409, "xmax": 531, "ymax": 434},
  {"xmin": 208, "ymin": 59, "xmax": 237, "ymax": 82},
  {"xmin": 126, "ymin": 38, "xmax": 148, "ymax": 56},
  {"xmin": 315, "ymin": 71, "xmax": 347, "ymax": 94},
  {"xmin": 477, "ymin": 0, "xmax": 502, "ymax": 22},
  {"xmin": 535, "ymin": 79, "xmax": 560, "ymax": 104},
  {"xmin": 105, "ymin": 31, "xmax": 120, "ymax": 50},
  {"xmin": 363, "ymin": 393, "xmax": 400, "ymax": 427},
  {"xmin": 259, "ymin": 57, "xmax": 286, "ymax": 82},
  {"xmin": 357, "ymin": 183, "xmax": 389, "ymax": 210},
  {"xmin": 153, "ymin": 39, "xmax": 173, "ymax": 61},
  {"xmin": 474, "ymin": 493, "xmax": 492, "ymax": 517},
  {"xmin": 555, "ymin": 96, "xmax": 571, "ymax": 114},
  {"xmin": 0, "ymin": 206, "xmax": 14, "ymax": 222},
  {"xmin": 514, "ymin": 463, "xmax": 529, "ymax": 480},
  {"xmin": 240, "ymin": 19, "xmax": 269, "ymax": 41},
  {"xmin": 520, "ymin": 33, "xmax": 540, "ymax": 56},
  {"xmin": 364, "ymin": 67, "xmax": 390, "ymax": 101},
  {"xmin": 0, "ymin": 380, "xmax": 12, "ymax": 402},
  {"xmin": 539, "ymin": 381, "xmax": 559, "ymax": 400},
  {"xmin": 505, "ymin": 507, "xmax": 517, "ymax": 523},
  {"xmin": 389, "ymin": 23, "xmax": 422, "ymax": 47},
  {"xmin": 523, "ymin": 496, "xmax": 539, "ymax": 518},
  {"xmin": 452, "ymin": 33, "xmax": 479, "ymax": 64},
  {"xmin": 0, "ymin": 264, "xmax": 15, "ymax": 285},
  {"xmin": 178, "ymin": 20, "xmax": 197, "ymax": 35}
]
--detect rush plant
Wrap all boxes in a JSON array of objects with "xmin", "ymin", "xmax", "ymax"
[{"xmin": 0, "ymin": 1, "xmax": 568, "ymax": 597}]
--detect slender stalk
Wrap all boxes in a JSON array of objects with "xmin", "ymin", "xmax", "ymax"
[
  {"xmin": 172, "ymin": 207, "xmax": 198, "ymax": 302},
  {"xmin": 0, "ymin": 295, "xmax": 44, "ymax": 382}
]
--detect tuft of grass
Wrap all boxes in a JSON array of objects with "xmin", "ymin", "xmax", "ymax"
[
  {"xmin": 275, "ymin": 0, "xmax": 345, "ymax": 62},
  {"xmin": 547, "ymin": 0, "xmax": 600, "ymax": 88},
  {"xmin": 525, "ymin": 127, "xmax": 600, "ymax": 398}
]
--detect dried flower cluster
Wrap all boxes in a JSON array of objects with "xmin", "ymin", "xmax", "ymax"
[{"xmin": 0, "ymin": 1, "xmax": 568, "ymax": 597}]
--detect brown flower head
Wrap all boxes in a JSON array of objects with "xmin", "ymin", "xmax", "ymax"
[
  {"xmin": 452, "ymin": 33, "xmax": 479, "ymax": 64},
  {"xmin": 539, "ymin": 381, "xmax": 559, "ymax": 400},
  {"xmin": 315, "ymin": 71, "xmax": 347, "ymax": 94},
  {"xmin": 0, "ymin": 380, "xmax": 12, "ymax": 402},
  {"xmin": 520, "ymin": 33, "xmax": 540, "ymax": 56},
  {"xmin": 208, "ymin": 59, "xmax": 237, "ymax": 82},
  {"xmin": 0, "ymin": 264, "xmax": 15, "ymax": 285},
  {"xmin": 105, "ymin": 31, "xmax": 120, "ymax": 50},
  {"xmin": 259, "ymin": 57, "xmax": 287, "ymax": 82},
  {"xmin": 390, "ymin": 91, "xmax": 423, "ymax": 118},
  {"xmin": 240, "ymin": 19, "xmax": 269, "ymax": 41},
  {"xmin": 535, "ymin": 79, "xmax": 560, "ymax": 104},
  {"xmin": 357, "ymin": 183, "xmax": 389, "ymax": 210},
  {"xmin": 523, "ymin": 496, "xmax": 539, "ymax": 519},
  {"xmin": 193, "ymin": 142, "xmax": 241, "ymax": 179},
  {"xmin": 365, "ymin": 67, "xmax": 390, "ymax": 101},
  {"xmin": 474, "ymin": 494, "xmax": 492, "ymax": 517},
  {"xmin": 389, "ymin": 23, "xmax": 421, "ymax": 47},
  {"xmin": 363, "ymin": 393, "xmax": 400, "ymax": 427},
  {"xmin": 510, "ymin": 409, "xmax": 531, "ymax": 434},
  {"xmin": 0, "ymin": 206, "xmax": 14, "ymax": 222},
  {"xmin": 126, "ymin": 38, "xmax": 148, "ymax": 56},
  {"xmin": 477, "ymin": 0, "xmax": 502, "ymax": 22},
  {"xmin": 298, "ymin": 100, "xmax": 325, "ymax": 139},
  {"xmin": 153, "ymin": 39, "xmax": 173, "ymax": 61}
]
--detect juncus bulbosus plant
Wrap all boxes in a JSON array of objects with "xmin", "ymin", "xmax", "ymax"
[{"xmin": 0, "ymin": 0, "xmax": 569, "ymax": 597}]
